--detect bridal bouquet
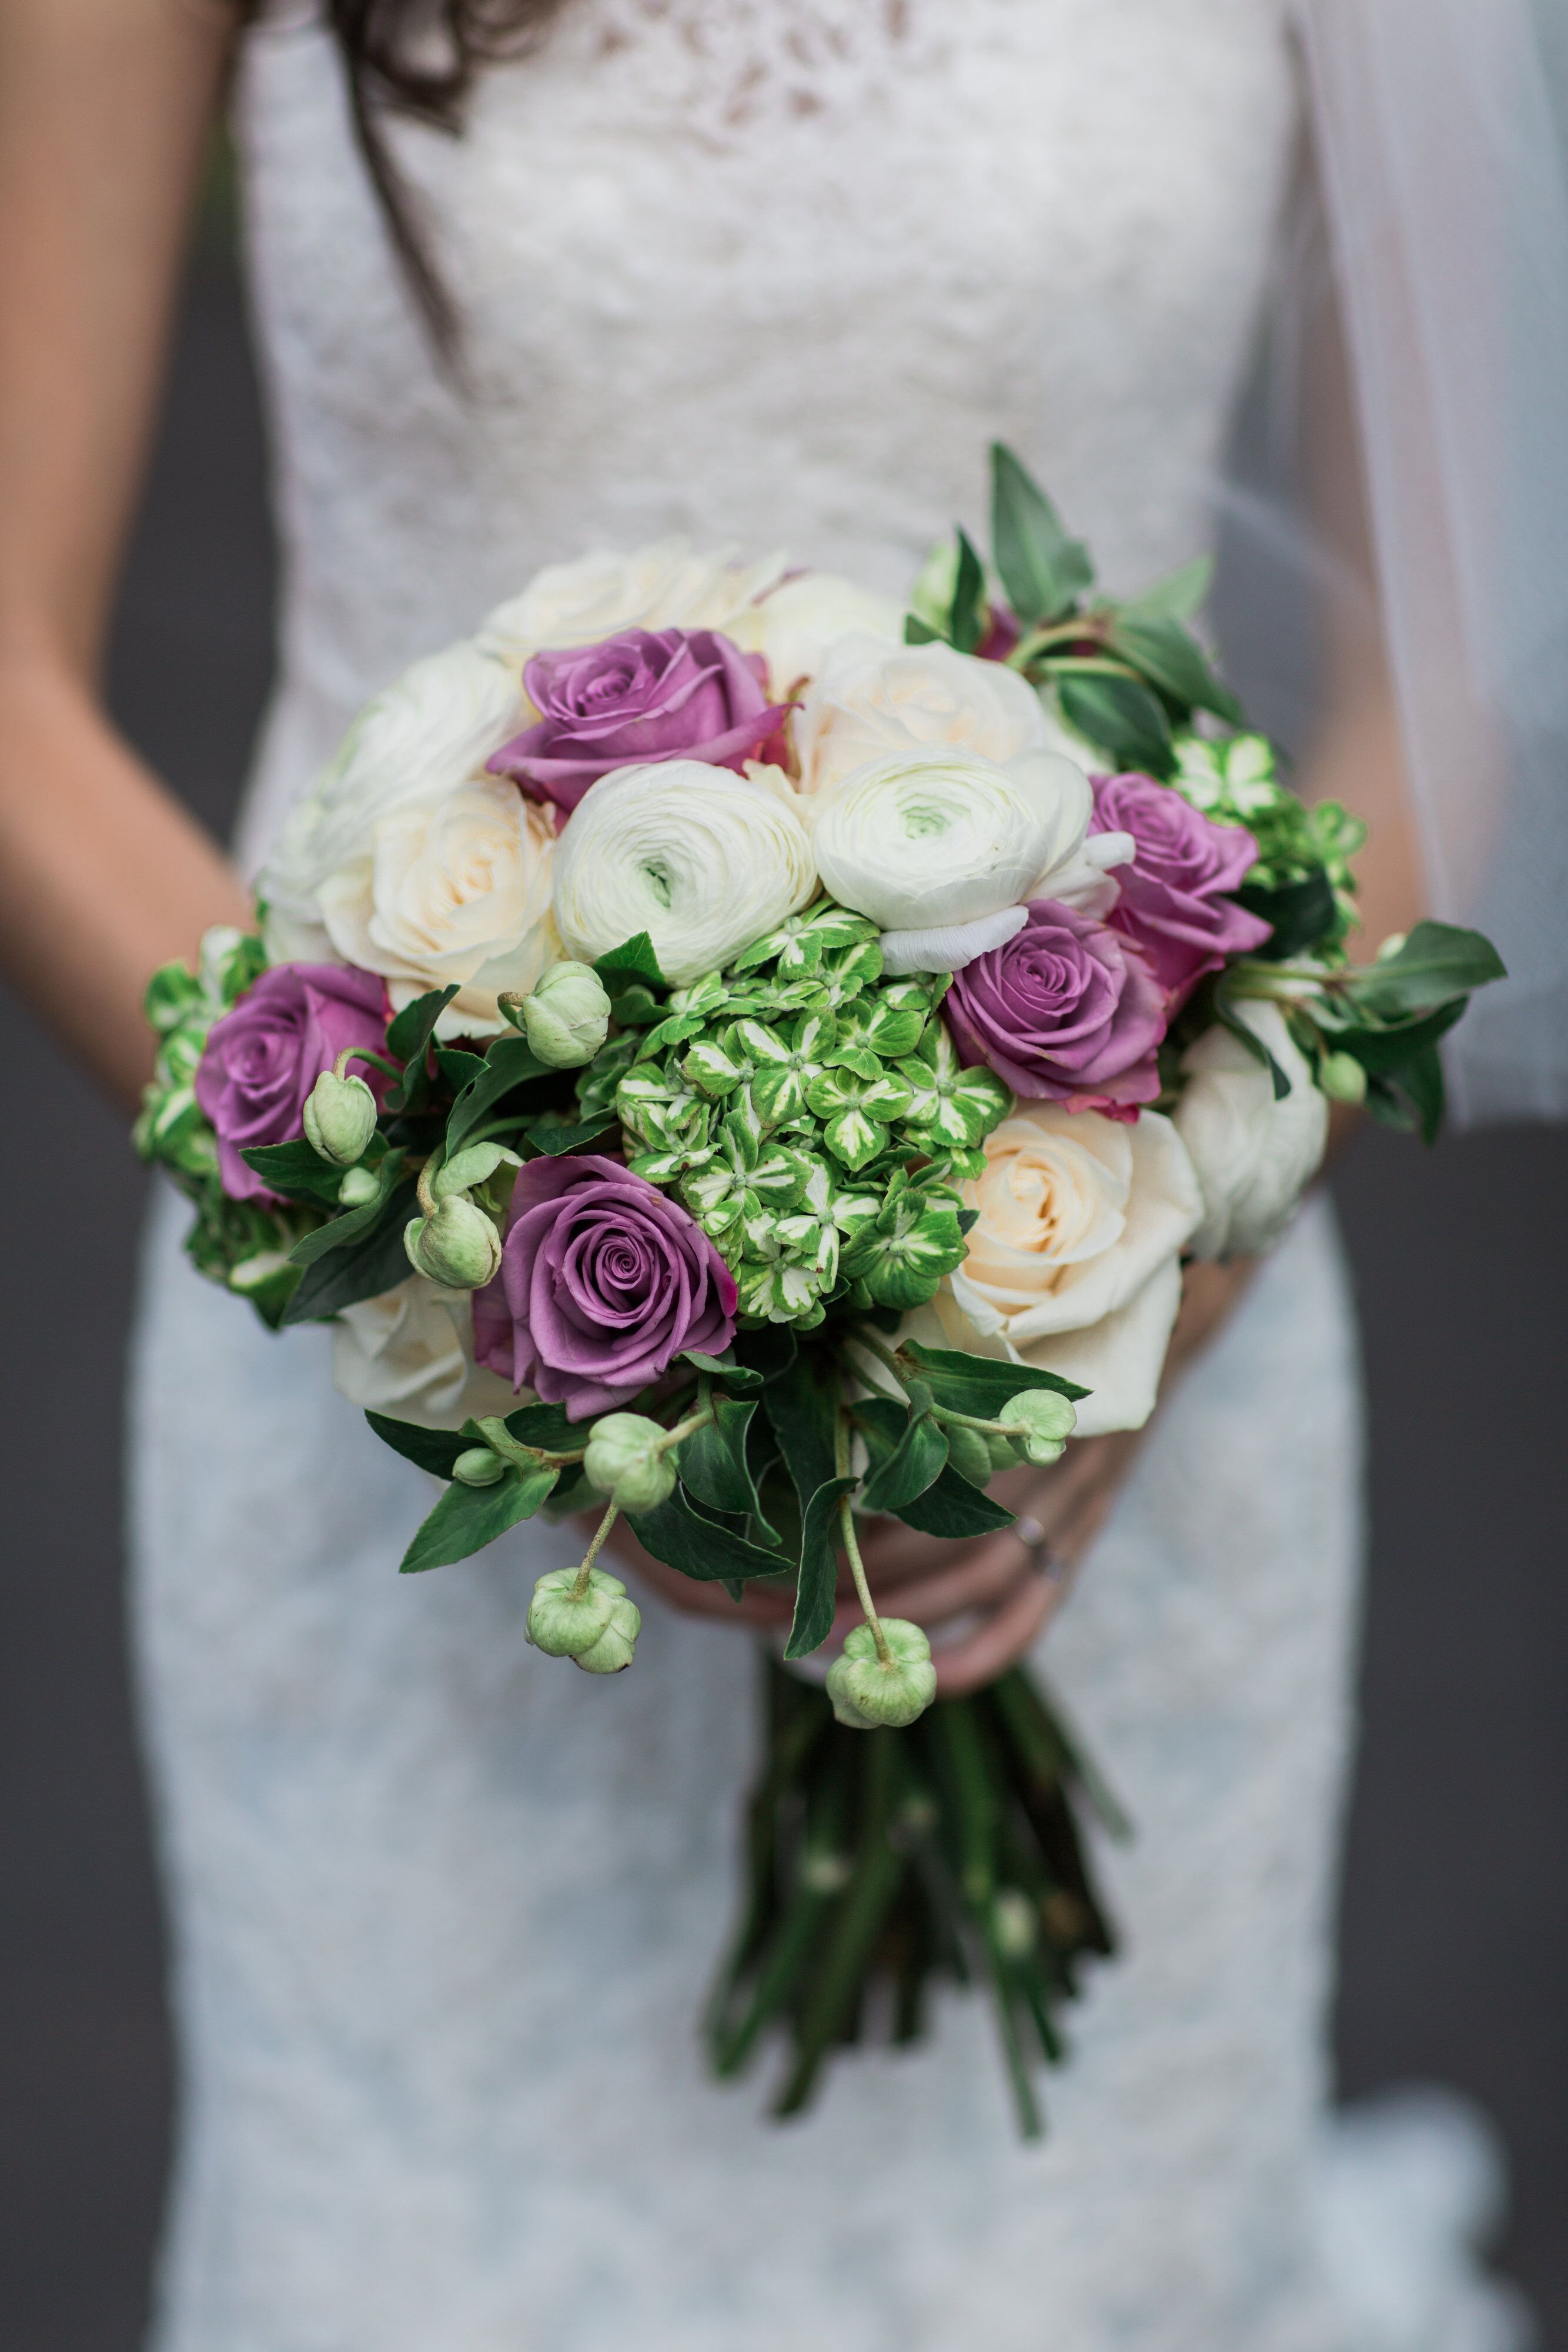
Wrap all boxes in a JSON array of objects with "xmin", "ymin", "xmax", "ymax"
[{"xmin": 137, "ymin": 449, "xmax": 1502, "ymax": 2133}]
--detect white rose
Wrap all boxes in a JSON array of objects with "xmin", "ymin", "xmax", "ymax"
[
  {"xmin": 727, "ymin": 577, "xmax": 905, "ymax": 700},
  {"xmin": 261, "ymin": 640, "xmax": 526, "ymax": 962},
  {"xmin": 550, "ymin": 760, "xmax": 817, "ymax": 985},
  {"xmin": 810, "ymin": 747, "xmax": 1092, "ymax": 931},
  {"xmin": 332, "ymin": 1277, "xmax": 520, "ymax": 1431},
  {"xmin": 315, "ymin": 778, "xmax": 559, "ymax": 1037},
  {"xmin": 477, "ymin": 538, "xmax": 786, "ymax": 668},
  {"xmin": 794, "ymin": 634, "xmax": 1050, "ymax": 796},
  {"xmin": 1173, "ymin": 999, "xmax": 1328, "ymax": 1260},
  {"xmin": 910, "ymin": 1104, "xmax": 1203, "ymax": 1435}
]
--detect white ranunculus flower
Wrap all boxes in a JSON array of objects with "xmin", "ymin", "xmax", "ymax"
[
  {"xmin": 795, "ymin": 634, "xmax": 1050, "ymax": 796},
  {"xmin": 477, "ymin": 538, "xmax": 787, "ymax": 669},
  {"xmin": 315, "ymin": 779, "xmax": 559, "ymax": 1037},
  {"xmin": 332, "ymin": 1277, "xmax": 520, "ymax": 1431},
  {"xmin": 1173, "ymin": 998, "xmax": 1328, "ymax": 1261},
  {"xmin": 810, "ymin": 746, "xmax": 1092, "ymax": 931},
  {"xmin": 550, "ymin": 760, "xmax": 817, "ymax": 985},
  {"xmin": 261, "ymin": 640, "xmax": 526, "ymax": 963},
  {"xmin": 727, "ymin": 578, "xmax": 905, "ymax": 701},
  {"xmin": 910, "ymin": 1104, "xmax": 1203, "ymax": 1435}
]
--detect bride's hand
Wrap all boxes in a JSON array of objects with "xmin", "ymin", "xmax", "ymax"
[{"xmin": 603, "ymin": 1258, "xmax": 1258, "ymax": 1690}]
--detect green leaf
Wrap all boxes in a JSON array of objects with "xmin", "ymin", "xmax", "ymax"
[
  {"xmin": 237, "ymin": 1137, "xmax": 355, "ymax": 1207},
  {"xmin": 1121, "ymin": 553, "xmax": 1213, "ymax": 623},
  {"xmin": 497, "ymin": 1399, "xmax": 582, "ymax": 1452},
  {"xmin": 1235, "ymin": 867, "xmax": 1338, "ymax": 960},
  {"xmin": 1348, "ymin": 921, "xmax": 1507, "ymax": 1017},
  {"xmin": 523, "ymin": 1112, "xmax": 617, "ymax": 1156},
  {"xmin": 435, "ymin": 1047, "xmax": 488, "ymax": 1094},
  {"xmin": 989, "ymin": 442, "xmax": 1094, "ymax": 624},
  {"xmin": 1054, "ymin": 670, "xmax": 1174, "ymax": 774},
  {"xmin": 680, "ymin": 1396, "xmax": 763, "ymax": 1519},
  {"xmin": 287, "ymin": 1149, "xmax": 408, "ymax": 1265},
  {"xmin": 627, "ymin": 1486, "xmax": 790, "ymax": 1584},
  {"xmin": 1398, "ymin": 1040, "xmax": 1447, "ymax": 1145},
  {"xmin": 681, "ymin": 1349, "xmax": 765, "ymax": 1392},
  {"xmin": 594, "ymin": 932, "xmax": 669, "ymax": 990},
  {"xmin": 949, "ymin": 528, "xmax": 987, "ymax": 655},
  {"xmin": 445, "ymin": 1034, "xmax": 549, "ymax": 1153},
  {"xmin": 733, "ymin": 1325, "xmax": 798, "ymax": 1385},
  {"xmin": 398, "ymin": 1463, "xmax": 559, "ymax": 1573},
  {"xmin": 365, "ymin": 1410, "xmax": 467, "ymax": 1481},
  {"xmin": 1104, "ymin": 612, "xmax": 1242, "ymax": 724},
  {"xmin": 899, "ymin": 1340, "xmax": 1088, "ymax": 1412},
  {"xmin": 891, "ymin": 1463, "xmax": 1016, "ymax": 1540},
  {"xmin": 385, "ymin": 984, "xmax": 459, "ymax": 1066},
  {"xmin": 1333, "ymin": 997, "xmax": 1465, "ymax": 1077},
  {"xmin": 279, "ymin": 1178, "xmax": 420, "ymax": 1324},
  {"xmin": 763, "ymin": 1350, "xmax": 841, "ymax": 1515},
  {"xmin": 904, "ymin": 613, "xmax": 942, "ymax": 646},
  {"xmin": 785, "ymin": 1476, "xmax": 858, "ymax": 1659},
  {"xmin": 858, "ymin": 1409, "xmax": 948, "ymax": 1512}
]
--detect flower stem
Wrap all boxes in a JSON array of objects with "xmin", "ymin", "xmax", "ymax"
[
  {"xmin": 571, "ymin": 1501, "xmax": 620, "ymax": 1598},
  {"xmin": 835, "ymin": 1408, "xmax": 891, "ymax": 1667},
  {"xmin": 416, "ymin": 1155, "xmax": 441, "ymax": 1219},
  {"xmin": 849, "ymin": 1327, "xmax": 910, "ymax": 1397},
  {"xmin": 334, "ymin": 1047, "xmax": 403, "ymax": 1082}
]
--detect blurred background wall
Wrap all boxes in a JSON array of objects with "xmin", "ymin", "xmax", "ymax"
[{"xmin": 1, "ymin": 180, "xmax": 1565, "ymax": 2352}]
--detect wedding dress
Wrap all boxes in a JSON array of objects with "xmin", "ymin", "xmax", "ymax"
[{"xmin": 128, "ymin": 4, "xmax": 1530, "ymax": 2346}]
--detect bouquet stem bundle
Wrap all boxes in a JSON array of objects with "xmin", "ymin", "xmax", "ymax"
[{"xmin": 709, "ymin": 1655, "xmax": 1121, "ymax": 2135}]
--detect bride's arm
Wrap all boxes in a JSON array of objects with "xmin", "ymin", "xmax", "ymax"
[{"xmin": 0, "ymin": 0, "xmax": 250, "ymax": 1114}]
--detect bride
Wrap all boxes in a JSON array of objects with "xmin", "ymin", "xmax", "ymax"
[{"xmin": 1, "ymin": 2, "xmax": 1561, "ymax": 2346}]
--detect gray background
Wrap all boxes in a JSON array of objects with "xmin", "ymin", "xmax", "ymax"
[{"xmin": 1, "ymin": 226, "xmax": 1565, "ymax": 2350}]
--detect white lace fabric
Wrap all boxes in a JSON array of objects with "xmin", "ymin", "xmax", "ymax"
[{"xmin": 129, "ymin": 4, "xmax": 1529, "ymax": 2345}]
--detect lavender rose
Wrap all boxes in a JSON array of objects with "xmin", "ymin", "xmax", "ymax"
[
  {"xmin": 944, "ymin": 900, "xmax": 1166, "ymax": 1116},
  {"xmin": 487, "ymin": 626, "xmax": 790, "ymax": 815},
  {"xmin": 1092, "ymin": 771, "xmax": 1272, "ymax": 1003},
  {"xmin": 472, "ymin": 1154, "xmax": 738, "ymax": 1420},
  {"xmin": 194, "ymin": 962, "xmax": 389, "ymax": 1201}
]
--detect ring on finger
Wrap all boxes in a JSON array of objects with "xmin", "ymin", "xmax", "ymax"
[{"xmin": 1014, "ymin": 1514, "xmax": 1061, "ymax": 1579}]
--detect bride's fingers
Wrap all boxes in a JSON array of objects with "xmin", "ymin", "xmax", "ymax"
[
  {"xmin": 841, "ymin": 1529, "xmax": 1035, "ymax": 1636},
  {"xmin": 930, "ymin": 1562, "xmax": 1070, "ymax": 1696}
]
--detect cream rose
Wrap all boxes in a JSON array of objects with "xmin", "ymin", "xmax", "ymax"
[
  {"xmin": 810, "ymin": 747, "xmax": 1092, "ymax": 932},
  {"xmin": 727, "ymin": 577, "xmax": 905, "ymax": 701},
  {"xmin": 911, "ymin": 1104, "xmax": 1203, "ymax": 1435},
  {"xmin": 550, "ymin": 760, "xmax": 817, "ymax": 985},
  {"xmin": 795, "ymin": 634, "xmax": 1050, "ymax": 796},
  {"xmin": 315, "ymin": 778, "xmax": 559, "ymax": 1037},
  {"xmin": 261, "ymin": 640, "xmax": 526, "ymax": 963},
  {"xmin": 1173, "ymin": 999, "xmax": 1328, "ymax": 1260},
  {"xmin": 332, "ymin": 1277, "xmax": 520, "ymax": 1431},
  {"xmin": 477, "ymin": 538, "xmax": 785, "ymax": 669}
]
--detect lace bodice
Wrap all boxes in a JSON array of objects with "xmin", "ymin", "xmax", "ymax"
[{"xmin": 237, "ymin": 0, "xmax": 1296, "ymax": 866}]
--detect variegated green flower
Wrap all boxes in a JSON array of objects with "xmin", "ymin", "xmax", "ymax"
[
  {"xmin": 897, "ymin": 1031, "xmax": 1012, "ymax": 1150},
  {"xmin": 840, "ymin": 1187, "xmax": 968, "ymax": 1309},
  {"xmin": 805, "ymin": 1062, "xmax": 916, "ymax": 1172},
  {"xmin": 615, "ymin": 1065, "xmax": 712, "ymax": 1151}
]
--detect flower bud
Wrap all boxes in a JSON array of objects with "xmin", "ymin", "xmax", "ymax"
[
  {"xmin": 303, "ymin": 1070, "xmax": 378, "ymax": 1166},
  {"xmin": 1002, "ymin": 1389, "xmax": 1077, "ymax": 1466},
  {"xmin": 1318, "ymin": 1051, "xmax": 1367, "ymax": 1106},
  {"xmin": 337, "ymin": 1164, "xmax": 381, "ymax": 1208},
  {"xmin": 573, "ymin": 1589, "xmax": 642, "ymax": 1674},
  {"xmin": 583, "ymin": 1412, "xmax": 678, "ymax": 1513},
  {"xmin": 986, "ymin": 1430, "xmax": 1021, "ymax": 1472},
  {"xmin": 521, "ymin": 961, "xmax": 612, "ymax": 1070},
  {"xmin": 826, "ymin": 1618, "xmax": 937, "ymax": 1730},
  {"xmin": 992, "ymin": 1887, "xmax": 1038, "ymax": 1960},
  {"xmin": 453, "ymin": 1445, "xmax": 506, "ymax": 1486},
  {"xmin": 526, "ymin": 1565, "xmax": 620, "ymax": 1658},
  {"xmin": 944, "ymin": 1421, "xmax": 995, "ymax": 1489},
  {"xmin": 404, "ymin": 1197, "xmax": 503, "ymax": 1291}
]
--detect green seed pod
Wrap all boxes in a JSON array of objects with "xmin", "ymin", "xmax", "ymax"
[
  {"xmin": 825, "ymin": 1618, "xmax": 937, "ymax": 1730},
  {"xmin": 1002, "ymin": 1388, "xmax": 1078, "ymax": 1467},
  {"xmin": 522, "ymin": 961, "xmax": 612, "ymax": 1070},
  {"xmin": 944, "ymin": 1421, "xmax": 994, "ymax": 1489},
  {"xmin": 525, "ymin": 1565, "xmax": 621, "ymax": 1658},
  {"xmin": 337, "ymin": 1164, "xmax": 381, "ymax": 1208},
  {"xmin": 302, "ymin": 1070, "xmax": 378, "ymax": 1167},
  {"xmin": 453, "ymin": 1446, "xmax": 507, "ymax": 1487},
  {"xmin": 404, "ymin": 1197, "xmax": 503, "ymax": 1291},
  {"xmin": 572, "ymin": 1591, "xmax": 642, "ymax": 1674},
  {"xmin": 985, "ymin": 1430, "xmax": 1021, "ymax": 1472},
  {"xmin": 582, "ymin": 1412, "xmax": 677, "ymax": 1514},
  {"xmin": 1318, "ymin": 1050, "xmax": 1368, "ymax": 1106}
]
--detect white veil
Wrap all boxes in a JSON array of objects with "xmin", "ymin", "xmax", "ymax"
[{"xmin": 1295, "ymin": 0, "xmax": 1568, "ymax": 1125}]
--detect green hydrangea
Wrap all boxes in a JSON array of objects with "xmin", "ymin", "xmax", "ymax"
[
  {"xmin": 1172, "ymin": 732, "xmax": 1365, "ymax": 941},
  {"xmin": 577, "ymin": 898, "xmax": 1012, "ymax": 1326}
]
